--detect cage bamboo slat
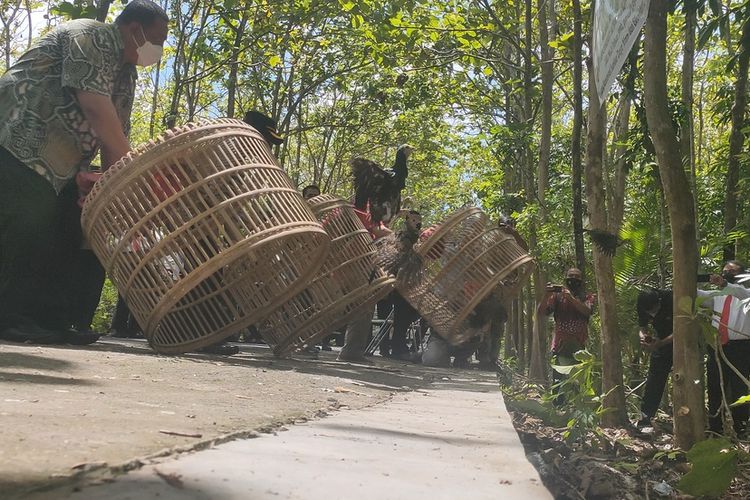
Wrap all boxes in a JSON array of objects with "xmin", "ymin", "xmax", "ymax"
[
  {"xmin": 398, "ymin": 207, "xmax": 534, "ymax": 344},
  {"xmin": 259, "ymin": 194, "xmax": 395, "ymax": 357},
  {"xmin": 81, "ymin": 118, "xmax": 330, "ymax": 353}
]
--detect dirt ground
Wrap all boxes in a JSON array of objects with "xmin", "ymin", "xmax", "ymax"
[
  {"xmin": 508, "ymin": 399, "xmax": 750, "ymax": 499},
  {"xmin": 0, "ymin": 338, "xmax": 466, "ymax": 499}
]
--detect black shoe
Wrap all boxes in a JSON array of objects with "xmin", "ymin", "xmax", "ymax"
[
  {"xmin": 61, "ymin": 329, "xmax": 101, "ymax": 346},
  {"xmin": 199, "ymin": 343, "xmax": 239, "ymax": 356},
  {"xmin": 337, "ymin": 353, "xmax": 374, "ymax": 364},
  {"xmin": 389, "ymin": 351, "xmax": 416, "ymax": 362},
  {"xmin": 0, "ymin": 325, "xmax": 64, "ymax": 344}
]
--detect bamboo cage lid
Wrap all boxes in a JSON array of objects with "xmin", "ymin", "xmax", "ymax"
[
  {"xmin": 259, "ymin": 194, "xmax": 395, "ymax": 357},
  {"xmin": 398, "ymin": 207, "xmax": 533, "ymax": 344},
  {"xmin": 82, "ymin": 118, "xmax": 330, "ymax": 353}
]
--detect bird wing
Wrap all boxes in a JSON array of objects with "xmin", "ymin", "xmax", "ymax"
[{"xmin": 350, "ymin": 157, "xmax": 391, "ymax": 209}]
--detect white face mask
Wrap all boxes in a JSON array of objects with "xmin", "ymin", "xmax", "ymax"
[{"xmin": 133, "ymin": 26, "xmax": 163, "ymax": 67}]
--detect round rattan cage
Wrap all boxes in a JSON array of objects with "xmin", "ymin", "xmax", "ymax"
[
  {"xmin": 259, "ymin": 194, "xmax": 395, "ymax": 357},
  {"xmin": 82, "ymin": 118, "xmax": 330, "ymax": 354},
  {"xmin": 398, "ymin": 207, "xmax": 534, "ymax": 344}
]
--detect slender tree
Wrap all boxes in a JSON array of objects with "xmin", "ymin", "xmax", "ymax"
[
  {"xmin": 644, "ymin": 0, "xmax": 705, "ymax": 449},
  {"xmin": 723, "ymin": 7, "xmax": 750, "ymax": 261},
  {"xmin": 571, "ymin": 0, "xmax": 586, "ymax": 274},
  {"xmin": 528, "ymin": 0, "xmax": 554, "ymax": 382},
  {"xmin": 585, "ymin": 3, "xmax": 626, "ymax": 426},
  {"xmin": 681, "ymin": 1, "xmax": 698, "ymax": 239}
]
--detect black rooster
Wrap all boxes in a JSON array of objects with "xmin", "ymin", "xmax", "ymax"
[
  {"xmin": 351, "ymin": 144, "xmax": 414, "ymax": 225},
  {"xmin": 578, "ymin": 228, "xmax": 629, "ymax": 256}
]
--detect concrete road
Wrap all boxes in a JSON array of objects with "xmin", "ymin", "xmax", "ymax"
[
  {"xmin": 3, "ymin": 339, "xmax": 550, "ymax": 499},
  {"xmin": 61, "ymin": 384, "xmax": 550, "ymax": 499}
]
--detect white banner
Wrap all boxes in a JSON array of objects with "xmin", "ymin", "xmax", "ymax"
[{"xmin": 593, "ymin": 0, "xmax": 649, "ymax": 104}]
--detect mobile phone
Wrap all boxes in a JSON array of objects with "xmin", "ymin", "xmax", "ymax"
[{"xmin": 697, "ymin": 273, "xmax": 711, "ymax": 283}]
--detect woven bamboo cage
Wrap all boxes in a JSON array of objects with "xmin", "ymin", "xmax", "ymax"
[
  {"xmin": 81, "ymin": 118, "xmax": 330, "ymax": 354},
  {"xmin": 398, "ymin": 207, "xmax": 534, "ymax": 344},
  {"xmin": 259, "ymin": 194, "xmax": 395, "ymax": 357}
]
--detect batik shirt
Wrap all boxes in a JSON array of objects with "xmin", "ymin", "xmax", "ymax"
[
  {"xmin": 544, "ymin": 291, "xmax": 596, "ymax": 356},
  {"xmin": 0, "ymin": 19, "xmax": 136, "ymax": 193}
]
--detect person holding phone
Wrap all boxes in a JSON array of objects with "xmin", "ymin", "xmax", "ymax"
[
  {"xmin": 538, "ymin": 267, "xmax": 596, "ymax": 404},
  {"xmin": 635, "ymin": 288, "xmax": 673, "ymax": 429},
  {"xmin": 697, "ymin": 260, "xmax": 750, "ymax": 435}
]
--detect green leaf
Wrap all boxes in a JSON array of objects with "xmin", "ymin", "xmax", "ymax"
[
  {"xmin": 677, "ymin": 438, "xmax": 738, "ymax": 497},
  {"xmin": 505, "ymin": 399, "xmax": 567, "ymax": 427},
  {"xmin": 50, "ymin": 1, "xmax": 96, "ymax": 20},
  {"xmin": 268, "ymin": 54, "xmax": 281, "ymax": 67},
  {"xmin": 677, "ymin": 295, "xmax": 695, "ymax": 315},
  {"xmin": 551, "ymin": 363, "xmax": 579, "ymax": 375},
  {"xmin": 574, "ymin": 350, "xmax": 593, "ymax": 362},
  {"xmin": 731, "ymin": 394, "xmax": 750, "ymax": 407},
  {"xmin": 340, "ymin": 1, "xmax": 355, "ymax": 12}
]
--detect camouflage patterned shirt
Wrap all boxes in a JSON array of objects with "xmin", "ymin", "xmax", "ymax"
[{"xmin": 0, "ymin": 19, "xmax": 136, "ymax": 193}]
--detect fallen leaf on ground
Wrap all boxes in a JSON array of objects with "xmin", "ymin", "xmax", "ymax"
[
  {"xmin": 155, "ymin": 469, "xmax": 183, "ymax": 489},
  {"xmin": 334, "ymin": 387, "xmax": 370, "ymax": 397}
]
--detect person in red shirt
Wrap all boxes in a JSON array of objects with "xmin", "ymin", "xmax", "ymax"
[{"xmin": 538, "ymin": 267, "xmax": 595, "ymax": 404}]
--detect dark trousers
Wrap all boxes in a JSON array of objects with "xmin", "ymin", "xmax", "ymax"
[
  {"xmin": 111, "ymin": 295, "xmax": 138, "ymax": 333},
  {"xmin": 0, "ymin": 148, "xmax": 67, "ymax": 331},
  {"xmin": 478, "ymin": 316, "xmax": 504, "ymax": 366},
  {"xmin": 551, "ymin": 353, "xmax": 577, "ymax": 406},
  {"xmin": 57, "ymin": 180, "xmax": 105, "ymax": 331},
  {"xmin": 707, "ymin": 341, "xmax": 750, "ymax": 434},
  {"xmin": 378, "ymin": 292, "xmax": 418, "ymax": 356},
  {"xmin": 641, "ymin": 346, "xmax": 674, "ymax": 419}
]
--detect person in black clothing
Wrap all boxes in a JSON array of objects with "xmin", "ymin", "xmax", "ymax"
[
  {"xmin": 59, "ymin": 174, "xmax": 106, "ymax": 334},
  {"xmin": 378, "ymin": 292, "xmax": 420, "ymax": 360},
  {"xmin": 635, "ymin": 288, "xmax": 674, "ymax": 428}
]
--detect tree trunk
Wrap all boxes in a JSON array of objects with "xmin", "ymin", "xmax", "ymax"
[
  {"xmin": 226, "ymin": 13, "xmax": 249, "ymax": 118},
  {"xmin": 528, "ymin": 0, "xmax": 554, "ymax": 382},
  {"xmin": 520, "ymin": 0, "xmax": 546, "ymax": 379},
  {"xmin": 516, "ymin": 294, "xmax": 526, "ymax": 370},
  {"xmin": 723, "ymin": 14, "xmax": 750, "ymax": 262},
  {"xmin": 585, "ymin": 34, "xmax": 627, "ymax": 427},
  {"xmin": 0, "ymin": 0, "xmax": 22, "ymax": 70},
  {"xmin": 504, "ymin": 303, "xmax": 516, "ymax": 359},
  {"xmin": 148, "ymin": 60, "xmax": 162, "ymax": 138},
  {"xmin": 644, "ymin": 0, "xmax": 705, "ymax": 449},
  {"xmin": 571, "ymin": 0, "xmax": 586, "ymax": 274},
  {"xmin": 95, "ymin": 0, "xmax": 113, "ymax": 22},
  {"xmin": 608, "ymin": 40, "xmax": 639, "ymax": 231},
  {"xmin": 24, "ymin": 0, "xmax": 32, "ymax": 50},
  {"xmin": 504, "ymin": 299, "xmax": 518, "ymax": 359},
  {"xmin": 525, "ymin": 286, "xmax": 534, "ymax": 370},
  {"xmin": 681, "ymin": 3, "xmax": 698, "ymax": 241},
  {"xmin": 538, "ymin": 0, "xmax": 552, "ymax": 219}
]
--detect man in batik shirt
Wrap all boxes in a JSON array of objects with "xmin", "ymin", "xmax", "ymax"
[
  {"xmin": 538, "ymin": 267, "xmax": 596, "ymax": 404},
  {"xmin": 0, "ymin": 0, "xmax": 168, "ymax": 344}
]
